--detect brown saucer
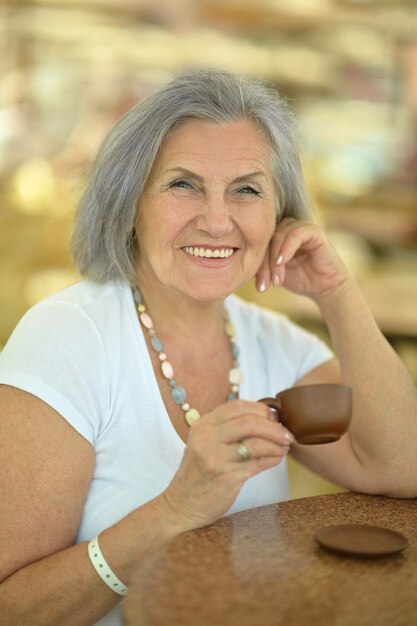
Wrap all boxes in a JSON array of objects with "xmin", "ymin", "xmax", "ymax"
[{"xmin": 314, "ymin": 524, "xmax": 409, "ymax": 558}]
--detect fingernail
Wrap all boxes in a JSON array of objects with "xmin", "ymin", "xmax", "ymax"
[
  {"xmin": 284, "ymin": 431, "xmax": 295, "ymax": 443},
  {"xmin": 268, "ymin": 408, "xmax": 278, "ymax": 421},
  {"xmin": 272, "ymin": 273, "xmax": 280, "ymax": 286},
  {"xmin": 258, "ymin": 279, "xmax": 266, "ymax": 293},
  {"xmin": 277, "ymin": 255, "xmax": 284, "ymax": 265}
]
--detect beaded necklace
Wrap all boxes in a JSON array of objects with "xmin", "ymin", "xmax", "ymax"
[{"xmin": 132, "ymin": 286, "xmax": 243, "ymax": 426}]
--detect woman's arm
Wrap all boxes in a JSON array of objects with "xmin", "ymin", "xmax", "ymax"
[
  {"xmin": 0, "ymin": 385, "xmax": 292, "ymax": 626},
  {"xmin": 296, "ymin": 277, "xmax": 417, "ymax": 498},
  {"xmin": 0, "ymin": 385, "xmax": 185, "ymax": 626},
  {"xmin": 257, "ymin": 219, "xmax": 417, "ymax": 498}
]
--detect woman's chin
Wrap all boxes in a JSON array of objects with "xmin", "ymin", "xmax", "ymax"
[{"xmin": 178, "ymin": 281, "xmax": 239, "ymax": 303}]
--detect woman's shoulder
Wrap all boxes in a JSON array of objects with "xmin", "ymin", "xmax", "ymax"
[
  {"xmin": 41, "ymin": 279, "xmax": 129, "ymax": 309},
  {"xmin": 4, "ymin": 279, "xmax": 132, "ymax": 351},
  {"xmin": 22, "ymin": 279, "xmax": 130, "ymax": 327}
]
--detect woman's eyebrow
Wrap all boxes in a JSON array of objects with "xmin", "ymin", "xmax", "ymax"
[
  {"xmin": 165, "ymin": 167, "xmax": 267, "ymax": 183},
  {"xmin": 232, "ymin": 171, "xmax": 268, "ymax": 184},
  {"xmin": 165, "ymin": 167, "xmax": 204, "ymax": 182}
]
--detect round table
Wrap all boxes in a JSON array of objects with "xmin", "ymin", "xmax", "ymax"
[{"xmin": 123, "ymin": 492, "xmax": 417, "ymax": 626}]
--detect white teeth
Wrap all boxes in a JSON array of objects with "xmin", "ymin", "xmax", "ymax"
[{"xmin": 184, "ymin": 246, "xmax": 234, "ymax": 259}]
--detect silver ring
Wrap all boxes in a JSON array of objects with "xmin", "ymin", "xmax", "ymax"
[{"xmin": 237, "ymin": 442, "xmax": 250, "ymax": 461}]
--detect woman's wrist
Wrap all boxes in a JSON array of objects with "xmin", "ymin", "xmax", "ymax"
[
  {"xmin": 154, "ymin": 490, "xmax": 196, "ymax": 535},
  {"xmin": 96, "ymin": 493, "xmax": 189, "ymax": 588},
  {"xmin": 157, "ymin": 488, "xmax": 203, "ymax": 535},
  {"xmin": 313, "ymin": 274, "xmax": 358, "ymax": 320}
]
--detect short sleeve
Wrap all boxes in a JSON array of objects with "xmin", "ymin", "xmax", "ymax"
[
  {"xmin": 226, "ymin": 295, "xmax": 334, "ymax": 394},
  {"xmin": 0, "ymin": 301, "xmax": 109, "ymax": 444},
  {"xmin": 267, "ymin": 313, "xmax": 334, "ymax": 383}
]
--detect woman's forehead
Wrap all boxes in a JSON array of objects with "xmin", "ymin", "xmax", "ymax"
[{"xmin": 153, "ymin": 118, "xmax": 273, "ymax": 178}]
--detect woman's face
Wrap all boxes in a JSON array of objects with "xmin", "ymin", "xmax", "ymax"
[{"xmin": 134, "ymin": 118, "xmax": 276, "ymax": 302}]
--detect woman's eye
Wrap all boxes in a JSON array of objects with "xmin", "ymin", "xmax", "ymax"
[
  {"xmin": 169, "ymin": 179, "xmax": 193, "ymax": 190},
  {"xmin": 237, "ymin": 185, "xmax": 261, "ymax": 196}
]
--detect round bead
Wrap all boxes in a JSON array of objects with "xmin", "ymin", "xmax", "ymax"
[
  {"xmin": 140, "ymin": 312, "xmax": 153, "ymax": 329},
  {"xmin": 231, "ymin": 384, "xmax": 239, "ymax": 393},
  {"xmin": 185, "ymin": 408, "xmax": 201, "ymax": 426},
  {"xmin": 158, "ymin": 353, "xmax": 167, "ymax": 361},
  {"xmin": 182, "ymin": 403, "xmax": 190, "ymax": 411},
  {"xmin": 232, "ymin": 343, "xmax": 240, "ymax": 359},
  {"xmin": 229, "ymin": 368, "xmax": 243, "ymax": 385},
  {"xmin": 133, "ymin": 290, "xmax": 142, "ymax": 305},
  {"xmin": 161, "ymin": 360, "xmax": 174, "ymax": 379},
  {"xmin": 151, "ymin": 335, "xmax": 163, "ymax": 352},
  {"xmin": 228, "ymin": 392, "xmax": 237, "ymax": 401},
  {"xmin": 225, "ymin": 320, "xmax": 236, "ymax": 338},
  {"xmin": 138, "ymin": 304, "xmax": 145, "ymax": 313},
  {"xmin": 172, "ymin": 386, "xmax": 187, "ymax": 405}
]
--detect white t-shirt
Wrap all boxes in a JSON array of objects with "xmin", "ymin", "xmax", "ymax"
[{"xmin": 0, "ymin": 280, "xmax": 332, "ymax": 626}]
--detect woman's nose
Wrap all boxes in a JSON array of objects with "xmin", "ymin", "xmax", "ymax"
[{"xmin": 195, "ymin": 194, "xmax": 234, "ymax": 237}]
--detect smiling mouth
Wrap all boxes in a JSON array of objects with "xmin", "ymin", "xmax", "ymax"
[{"xmin": 183, "ymin": 246, "xmax": 236, "ymax": 259}]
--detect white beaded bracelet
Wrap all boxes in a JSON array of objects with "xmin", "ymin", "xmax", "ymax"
[{"xmin": 88, "ymin": 536, "xmax": 128, "ymax": 596}]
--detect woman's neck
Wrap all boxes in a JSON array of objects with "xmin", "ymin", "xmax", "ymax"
[{"xmin": 133, "ymin": 277, "xmax": 228, "ymax": 344}]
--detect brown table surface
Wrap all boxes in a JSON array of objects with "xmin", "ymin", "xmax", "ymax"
[{"xmin": 123, "ymin": 492, "xmax": 417, "ymax": 626}]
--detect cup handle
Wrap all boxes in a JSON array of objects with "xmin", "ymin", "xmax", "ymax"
[{"xmin": 258, "ymin": 397, "xmax": 282, "ymax": 421}]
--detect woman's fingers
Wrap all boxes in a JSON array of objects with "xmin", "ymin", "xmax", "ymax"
[
  {"xmin": 234, "ymin": 454, "xmax": 288, "ymax": 481},
  {"xmin": 255, "ymin": 250, "xmax": 272, "ymax": 293},
  {"xmin": 203, "ymin": 399, "xmax": 295, "ymax": 446},
  {"xmin": 226, "ymin": 437, "xmax": 290, "ymax": 463},
  {"xmin": 262, "ymin": 219, "xmax": 349, "ymax": 297},
  {"xmin": 270, "ymin": 221, "xmax": 319, "ymax": 274},
  {"xmin": 208, "ymin": 398, "xmax": 271, "ymax": 425},
  {"xmin": 218, "ymin": 412, "xmax": 294, "ymax": 447},
  {"xmin": 186, "ymin": 400, "xmax": 294, "ymax": 479},
  {"xmin": 165, "ymin": 400, "xmax": 294, "ymax": 529},
  {"xmin": 278, "ymin": 223, "xmax": 322, "ymax": 262},
  {"xmin": 268, "ymin": 217, "xmax": 298, "ymax": 259},
  {"xmin": 255, "ymin": 218, "xmax": 305, "ymax": 292}
]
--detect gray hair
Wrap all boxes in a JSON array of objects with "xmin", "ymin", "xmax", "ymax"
[{"xmin": 72, "ymin": 68, "xmax": 314, "ymax": 283}]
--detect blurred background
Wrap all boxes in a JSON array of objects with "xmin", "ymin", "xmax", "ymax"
[{"xmin": 1, "ymin": 0, "xmax": 416, "ymax": 498}]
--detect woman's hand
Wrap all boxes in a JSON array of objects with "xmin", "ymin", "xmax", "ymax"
[
  {"xmin": 161, "ymin": 400, "xmax": 294, "ymax": 531},
  {"xmin": 255, "ymin": 218, "xmax": 350, "ymax": 301}
]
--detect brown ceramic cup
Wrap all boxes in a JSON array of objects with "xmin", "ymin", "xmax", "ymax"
[{"xmin": 259, "ymin": 384, "xmax": 352, "ymax": 445}]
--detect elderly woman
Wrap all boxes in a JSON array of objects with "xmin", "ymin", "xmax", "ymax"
[{"xmin": 0, "ymin": 69, "xmax": 416, "ymax": 626}]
